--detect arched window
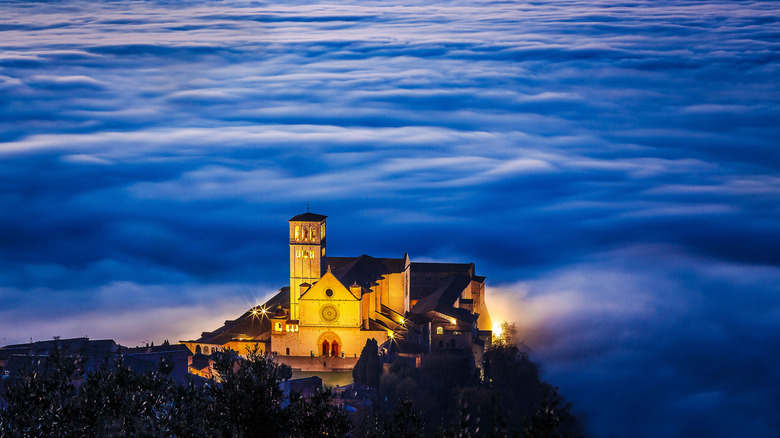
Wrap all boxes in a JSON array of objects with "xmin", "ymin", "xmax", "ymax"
[
  {"xmin": 322, "ymin": 340, "xmax": 330, "ymax": 357},
  {"xmin": 286, "ymin": 347, "xmax": 290, "ymax": 355},
  {"xmin": 295, "ymin": 226, "xmax": 300, "ymax": 240},
  {"xmin": 203, "ymin": 346, "xmax": 209, "ymax": 354},
  {"xmin": 195, "ymin": 345, "xmax": 201, "ymax": 354},
  {"xmin": 436, "ymin": 326, "xmax": 443, "ymax": 335}
]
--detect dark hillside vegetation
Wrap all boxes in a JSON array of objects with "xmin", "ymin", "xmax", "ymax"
[
  {"xmin": 0, "ymin": 346, "xmax": 348, "ymax": 438},
  {"xmin": 362, "ymin": 323, "xmax": 583, "ymax": 438},
  {"xmin": 1, "ymin": 327, "xmax": 582, "ymax": 437}
]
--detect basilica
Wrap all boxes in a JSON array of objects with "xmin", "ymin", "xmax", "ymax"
[{"xmin": 181, "ymin": 212, "xmax": 493, "ymax": 371}]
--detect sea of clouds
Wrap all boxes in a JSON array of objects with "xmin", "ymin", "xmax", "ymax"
[{"xmin": 1, "ymin": 0, "xmax": 779, "ymax": 436}]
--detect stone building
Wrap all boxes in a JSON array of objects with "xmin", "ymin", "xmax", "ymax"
[{"xmin": 181, "ymin": 212, "xmax": 492, "ymax": 371}]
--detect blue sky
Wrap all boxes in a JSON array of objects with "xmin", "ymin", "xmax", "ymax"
[{"xmin": 1, "ymin": 0, "xmax": 779, "ymax": 436}]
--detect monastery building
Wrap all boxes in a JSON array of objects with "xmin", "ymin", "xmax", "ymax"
[{"xmin": 181, "ymin": 212, "xmax": 492, "ymax": 371}]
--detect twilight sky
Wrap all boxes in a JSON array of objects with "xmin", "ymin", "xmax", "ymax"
[{"xmin": 1, "ymin": 0, "xmax": 779, "ymax": 436}]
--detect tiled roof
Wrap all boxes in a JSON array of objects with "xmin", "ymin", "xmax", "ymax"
[
  {"xmin": 410, "ymin": 274, "xmax": 478, "ymax": 324},
  {"xmin": 411, "ymin": 262, "xmax": 473, "ymax": 274},
  {"xmin": 331, "ymin": 254, "xmax": 405, "ymax": 290},
  {"xmin": 189, "ymin": 287, "xmax": 290, "ymax": 344},
  {"xmin": 289, "ymin": 212, "xmax": 327, "ymax": 222}
]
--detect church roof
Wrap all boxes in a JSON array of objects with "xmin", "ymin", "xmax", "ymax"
[
  {"xmin": 189, "ymin": 287, "xmax": 289, "ymax": 344},
  {"xmin": 410, "ymin": 274, "xmax": 478, "ymax": 324},
  {"xmin": 411, "ymin": 262, "xmax": 474, "ymax": 275},
  {"xmin": 330, "ymin": 254, "xmax": 405, "ymax": 290},
  {"xmin": 289, "ymin": 212, "xmax": 327, "ymax": 222}
]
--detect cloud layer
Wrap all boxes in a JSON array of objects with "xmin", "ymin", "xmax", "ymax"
[{"xmin": 1, "ymin": 0, "xmax": 778, "ymax": 436}]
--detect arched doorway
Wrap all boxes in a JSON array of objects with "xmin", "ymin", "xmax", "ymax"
[
  {"xmin": 331, "ymin": 341, "xmax": 340, "ymax": 357},
  {"xmin": 322, "ymin": 340, "xmax": 330, "ymax": 357},
  {"xmin": 316, "ymin": 331, "xmax": 342, "ymax": 357}
]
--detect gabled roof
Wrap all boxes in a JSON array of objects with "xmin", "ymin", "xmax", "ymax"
[
  {"xmin": 411, "ymin": 262, "xmax": 473, "ymax": 275},
  {"xmin": 410, "ymin": 274, "xmax": 478, "ymax": 324},
  {"xmin": 331, "ymin": 254, "xmax": 404, "ymax": 290},
  {"xmin": 289, "ymin": 212, "xmax": 327, "ymax": 222},
  {"xmin": 189, "ymin": 287, "xmax": 290, "ymax": 344},
  {"xmin": 0, "ymin": 337, "xmax": 117, "ymax": 359},
  {"xmin": 328, "ymin": 255, "xmax": 406, "ymax": 275},
  {"xmin": 299, "ymin": 271, "xmax": 360, "ymax": 300}
]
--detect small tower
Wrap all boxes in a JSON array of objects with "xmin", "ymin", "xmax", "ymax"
[{"xmin": 288, "ymin": 212, "xmax": 327, "ymax": 321}]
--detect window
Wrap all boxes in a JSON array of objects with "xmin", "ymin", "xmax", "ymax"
[
  {"xmin": 322, "ymin": 247, "xmax": 326, "ymax": 257},
  {"xmin": 436, "ymin": 326, "xmax": 443, "ymax": 335},
  {"xmin": 303, "ymin": 251, "xmax": 308, "ymax": 259},
  {"xmin": 325, "ymin": 288, "xmax": 334, "ymax": 297},
  {"xmin": 286, "ymin": 347, "xmax": 290, "ymax": 355},
  {"xmin": 295, "ymin": 226, "xmax": 300, "ymax": 240},
  {"xmin": 275, "ymin": 322, "xmax": 282, "ymax": 331},
  {"xmin": 321, "ymin": 224, "xmax": 326, "ymax": 239},
  {"xmin": 203, "ymin": 346, "xmax": 209, "ymax": 354}
]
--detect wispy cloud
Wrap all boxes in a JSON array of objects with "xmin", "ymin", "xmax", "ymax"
[{"xmin": 0, "ymin": 0, "xmax": 778, "ymax": 436}]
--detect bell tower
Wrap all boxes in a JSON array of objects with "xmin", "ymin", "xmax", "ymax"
[{"xmin": 288, "ymin": 212, "xmax": 327, "ymax": 321}]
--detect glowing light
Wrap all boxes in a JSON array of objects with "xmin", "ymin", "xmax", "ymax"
[
  {"xmin": 260, "ymin": 308, "xmax": 267, "ymax": 315},
  {"xmin": 450, "ymin": 318, "xmax": 456, "ymax": 325},
  {"xmin": 388, "ymin": 331, "xmax": 395, "ymax": 339},
  {"xmin": 492, "ymin": 322, "xmax": 503, "ymax": 337}
]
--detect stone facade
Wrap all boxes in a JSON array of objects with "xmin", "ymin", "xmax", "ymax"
[{"xmin": 182, "ymin": 212, "xmax": 492, "ymax": 371}]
